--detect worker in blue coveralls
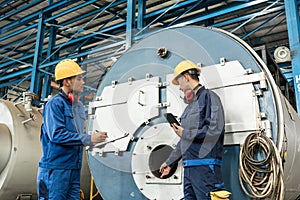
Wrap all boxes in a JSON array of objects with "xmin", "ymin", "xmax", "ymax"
[
  {"xmin": 37, "ymin": 59, "xmax": 108, "ymax": 200},
  {"xmin": 159, "ymin": 60, "xmax": 230, "ymax": 200}
]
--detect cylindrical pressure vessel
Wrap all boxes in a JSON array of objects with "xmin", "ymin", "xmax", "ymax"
[
  {"xmin": 87, "ymin": 26, "xmax": 300, "ymax": 200},
  {"xmin": 0, "ymin": 99, "xmax": 42, "ymax": 200},
  {"xmin": 0, "ymin": 98, "xmax": 92, "ymax": 199}
]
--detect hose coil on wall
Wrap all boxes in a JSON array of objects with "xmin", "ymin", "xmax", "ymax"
[{"xmin": 239, "ymin": 131, "xmax": 285, "ymax": 200}]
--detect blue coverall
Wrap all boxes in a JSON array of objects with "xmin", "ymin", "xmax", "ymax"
[
  {"xmin": 37, "ymin": 91, "xmax": 91, "ymax": 200},
  {"xmin": 165, "ymin": 86, "xmax": 225, "ymax": 200}
]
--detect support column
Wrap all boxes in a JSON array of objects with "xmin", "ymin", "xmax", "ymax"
[
  {"xmin": 137, "ymin": 0, "xmax": 146, "ymax": 29},
  {"xmin": 30, "ymin": 12, "xmax": 45, "ymax": 100},
  {"xmin": 41, "ymin": 19, "xmax": 57, "ymax": 101},
  {"xmin": 126, "ymin": 0, "xmax": 136, "ymax": 49},
  {"xmin": 285, "ymin": 0, "xmax": 300, "ymax": 114}
]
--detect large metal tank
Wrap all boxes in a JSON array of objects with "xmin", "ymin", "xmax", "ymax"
[
  {"xmin": 87, "ymin": 26, "xmax": 300, "ymax": 200},
  {"xmin": 0, "ymin": 93, "xmax": 92, "ymax": 200}
]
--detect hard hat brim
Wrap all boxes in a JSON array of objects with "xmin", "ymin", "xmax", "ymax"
[
  {"xmin": 172, "ymin": 77, "xmax": 180, "ymax": 85},
  {"xmin": 55, "ymin": 70, "xmax": 86, "ymax": 81}
]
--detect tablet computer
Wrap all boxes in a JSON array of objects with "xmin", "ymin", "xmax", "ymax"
[{"xmin": 164, "ymin": 113, "xmax": 180, "ymax": 126}]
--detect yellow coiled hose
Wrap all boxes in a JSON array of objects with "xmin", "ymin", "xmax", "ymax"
[{"xmin": 239, "ymin": 131, "xmax": 284, "ymax": 199}]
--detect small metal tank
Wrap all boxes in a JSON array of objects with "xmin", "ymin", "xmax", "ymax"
[
  {"xmin": 87, "ymin": 26, "xmax": 300, "ymax": 200},
  {"xmin": 0, "ymin": 93, "xmax": 42, "ymax": 200}
]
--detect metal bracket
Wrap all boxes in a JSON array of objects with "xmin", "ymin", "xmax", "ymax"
[
  {"xmin": 220, "ymin": 57, "xmax": 226, "ymax": 66},
  {"xmin": 145, "ymin": 73, "xmax": 152, "ymax": 80},
  {"xmin": 254, "ymin": 89, "xmax": 263, "ymax": 96},
  {"xmin": 259, "ymin": 112, "xmax": 267, "ymax": 119},
  {"xmin": 244, "ymin": 68, "xmax": 254, "ymax": 74},
  {"xmin": 128, "ymin": 77, "xmax": 134, "ymax": 84},
  {"xmin": 144, "ymin": 119, "xmax": 151, "ymax": 125},
  {"xmin": 96, "ymin": 96, "xmax": 102, "ymax": 101},
  {"xmin": 112, "ymin": 80, "xmax": 118, "ymax": 88},
  {"xmin": 196, "ymin": 62, "xmax": 202, "ymax": 68},
  {"xmin": 114, "ymin": 148, "xmax": 120, "ymax": 156},
  {"xmin": 157, "ymin": 102, "xmax": 170, "ymax": 108},
  {"xmin": 259, "ymin": 78, "xmax": 267, "ymax": 90},
  {"xmin": 22, "ymin": 113, "xmax": 36, "ymax": 124},
  {"xmin": 261, "ymin": 120, "xmax": 272, "ymax": 138},
  {"xmin": 157, "ymin": 82, "xmax": 168, "ymax": 87}
]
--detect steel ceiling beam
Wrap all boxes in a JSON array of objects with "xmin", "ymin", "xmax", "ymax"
[
  {"xmin": 0, "ymin": 0, "xmax": 75, "ymax": 34},
  {"xmin": 0, "ymin": 77, "xmax": 31, "ymax": 88},
  {"xmin": 57, "ymin": 0, "xmax": 127, "ymax": 27},
  {"xmin": 0, "ymin": 0, "xmax": 14, "ymax": 8},
  {"xmin": 0, "ymin": 68, "xmax": 32, "ymax": 82},
  {"xmin": 212, "ymin": 5, "xmax": 284, "ymax": 27},
  {"xmin": 0, "ymin": 0, "xmax": 43, "ymax": 22},
  {"xmin": 168, "ymin": 0, "xmax": 270, "ymax": 27},
  {"xmin": 241, "ymin": 11, "xmax": 285, "ymax": 40}
]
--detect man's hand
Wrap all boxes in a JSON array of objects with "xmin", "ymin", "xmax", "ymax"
[
  {"xmin": 172, "ymin": 123, "xmax": 183, "ymax": 137},
  {"xmin": 91, "ymin": 131, "xmax": 108, "ymax": 145},
  {"xmin": 159, "ymin": 162, "xmax": 171, "ymax": 178}
]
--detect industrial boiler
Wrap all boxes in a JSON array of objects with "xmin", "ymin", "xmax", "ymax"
[
  {"xmin": 1, "ymin": 26, "xmax": 300, "ymax": 200},
  {"xmin": 87, "ymin": 26, "xmax": 300, "ymax": 200}
]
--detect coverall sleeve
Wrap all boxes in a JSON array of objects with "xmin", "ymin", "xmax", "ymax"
[
  {"xmin": 181, "ymin": 91, "xmax": 224, "ymax": 141},
  {"xmin": 165, "ymin": 140, "xmax": 182, "ymax": 167},
  {"xmin": 44, "ymin": 100, "xmax": 92, "ymax": 146}
]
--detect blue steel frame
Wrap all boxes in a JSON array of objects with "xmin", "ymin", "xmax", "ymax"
[
  {"xmin": 0, "ymin": 0, "xmax": 299, "ymax": 111},
  {"xmin": 285, "ymin": 0, "xmax": 300, "ymax": 115},
  {"xmin": 30, "ymin": 12, "xmax": 45, "ymax": 98}
]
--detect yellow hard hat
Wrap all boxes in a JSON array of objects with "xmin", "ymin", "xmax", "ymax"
[
  {"xmin": 172, "ymin": 60, "xmax": 201, "ymax": 85},
  {"xmin": 55, "ymin": 59, "xmax": 86, "ymax": 81}
]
